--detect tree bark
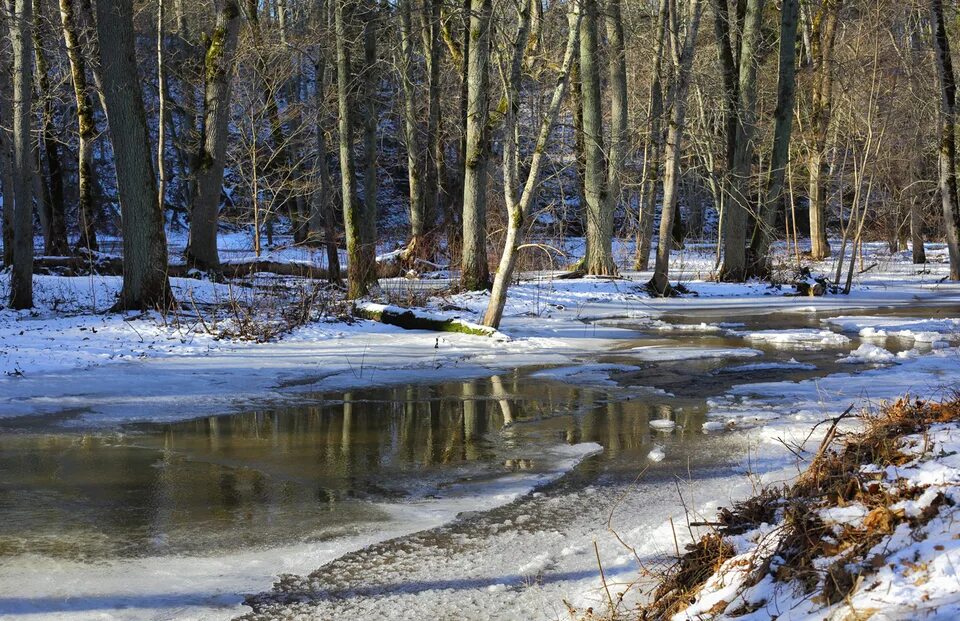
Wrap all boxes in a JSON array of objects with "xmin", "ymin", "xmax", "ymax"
[
  {"xmin": 931, "ymin": 0, "xmax": 960, "ymax": 280},
  {"xmin": 95, "ymin": 0, "xmax": 174, "ymax": 310},
  {"xmin": 309, "ymin": 23, "xmax": 342, "ymax": 283},
  {"xmin": 0, "ymin": 37, "xmax": 15, "ymax": 267},
  {"xmin": 749, "ymin": 0, "xmax": 799, "ymax": 275},
  {"xmin": 579, "ymin": 0, "xmax": 615, "ymax": 275},
  {"xmin": 605, "ymin": 0, "xmax": 628, "ymax": 229},
  {"xmin": 8, "ymin": 0, "xmax": 34, "ymax": 308},
  {"xmin": 399, "ymin": 0, "xmax": 425, "ymax": 246},
  {"xmin": 360, "ymin": 0, "xmax": 378, "ymax": 281},
  {"xmin": 58, "ymin": 0, "xmax": 99, "ymax": 252},
  {"xmin": 808, "ymin": 0, "xmax": 839, "ymax": 260},
  {"xmin": 185, "ymin": 0, "xmax": 241, "ymax": 272},
  {"xmin": 719, "ymin": 0, "xmax": 765, "ymax": 282},
  {"xmin": 336, "ymin": 0, "xmax": 374, "ymax": 298},
  {"xmin": 459, "ymin": 0, "xmax": 493, "ymax": 291}
]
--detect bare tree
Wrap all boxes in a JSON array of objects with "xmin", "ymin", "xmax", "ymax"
[
  {"xmin": 807, "ymin": 0, "xmax": 840, "ymax": 260},
  {"xmin": 7, "ymin": 0, "xmax": 34, "ymax": 308},
  {"xmin": 58, "ymin": 0, "xmax": 98, "ymax": 251},
  {"xmin": 749, "ymin": 0, "xmax": 799, "ymax": 275},
  {"xmin": 483, "ymin": 0, "xmax": 581, "ymax": 328},
  {"xmin": 930, "ymin": 0, "xmax": 960, "ymax": 279},
  {"xmin": 460, "ymin": 0, "xmax": 493, "ymax": 291},
  {"xmin": 580, "ymin": 0, "xmax": 615, "ymax": 275},
  {"xmin": 185, "ymin": 0, "xmax": 241, "ymax": 271},
  {"xmin": 650, "ymin": 0, "xmax": 704, "ymax": 295},
  {"xmin": 95, "ymin": 0, "xmax": 173, "ymax": 309}
]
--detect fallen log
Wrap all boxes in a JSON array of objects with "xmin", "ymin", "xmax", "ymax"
[{"xmin": 354, "ymin": 303, "xmax": 498, "ymax": 337}]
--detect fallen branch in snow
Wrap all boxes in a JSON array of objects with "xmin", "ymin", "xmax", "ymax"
[{"xmin": 354, "ymin": 303, "xmax": 500, "ymax": 337}]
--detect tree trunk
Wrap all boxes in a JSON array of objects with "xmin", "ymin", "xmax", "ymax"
[
  {"xmin": 0, "ymin": 41, "xmax": 16, "ymax": 267},
  {"xmin": 95, "ymin": 0, "xmax": 174, "ymax": 310},
  {"xmin": 336, "ymin": 0, "xmax": 374, "ymax": 298},
  {"xmin": 483, "ymin": 2, "xmax": 580, "ymax": 328},
  {"xmin": 360, "ymin": 0, "xmax": 378, "ymax": 281},
  {"xmin": 421, "ymin": 0, "xmax": 441, "ymax": 247},
  {"xmin": 8, "ymin": 0, "xmax": 34, "ymax": 308},
  {"xmin": 808, "ymin": 0, "xmax": 839, "ymax": 260},
  {"xmin": 931, "ymin": 0, "xmax": 960, "ymax": 280},
  {"xmin": 910, "ymin": 197, "xmax": 926, "ymax": 264},
  {"xmin": 310, "ymin": 34, "xmax": 342, "ymax": 283},
  {"xmin": 605, "ymin": 0, "xmax": 628, "ymax": 227},
  {"xmin": 636, "ymin": 0, "xmax": 669, "ymax": 270},
  {"xmin": 185, "ymin": 0, "xmax": 241, "ymax": 271},
  {"xmin": 579, "ymin": 0, "xmax": 615, "ymax": 275},
  {"xmin": 460, "ymin": 0, "xmax": 493, "ymax": 291},
  {"xmin": 749, "ymin": 0, "xmax": 799, "ymax": 275},
  {"xmin": 32, "ymin": 0, "xmax": 68, "ymax": 256},
  {"xmin": 58, "ymin": 0, "xmax": 99, "ymax": 252},
  {"xmin": 399, "ymin": 0, "xmax": 425, "ymax": 247},
  {"xmin": 719, "ymin": 0, "xmax": 765, "ymax": 282},
  {"xmin": 650, "ymin": 0, "xmax": 704, "ymax": 295}
]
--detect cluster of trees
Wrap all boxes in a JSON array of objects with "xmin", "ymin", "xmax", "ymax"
[{"xmin": 2, "ymin": 0, "xmax": 960, "ymax": 323}]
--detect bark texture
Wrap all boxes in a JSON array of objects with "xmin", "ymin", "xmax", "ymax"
[
  {"xmin": 931, "ymin": 0, "xmax": 960, "ymax": 280},
  {"xmin": 460, "ymin": 0, "xmax": 493, "ymax": 290},
  {"xmin": 185, "ymin": 0, "xmax": 241, "ymax": 271},
  {"xmin": 95, "ymin": 0, "xmax": 174, "ymax": 309}
]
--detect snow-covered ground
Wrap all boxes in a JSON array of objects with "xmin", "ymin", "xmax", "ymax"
[{"xmin": 3, "ymin": 239, "xmax": 960, "ymax": 620}]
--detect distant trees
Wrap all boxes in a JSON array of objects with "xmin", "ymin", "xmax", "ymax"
[{"xmin": 3, "ymin": 0, "xmax": 960, "ymax": 314}]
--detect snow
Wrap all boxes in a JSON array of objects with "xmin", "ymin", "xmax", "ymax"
[
  {"xmin": 4, "ymin": 239, "xmax": 960, "ymax": 620},
  {"xmin": 673, "ymin": 422, "xmax": 960, "ymax": 621},
  {"xmin": 741, "ymin": 328, "xmax": 851, "ymax": 348},
  {"xmin": 838, "ymin": 342, "xmax": 896, "ymax": 364}
]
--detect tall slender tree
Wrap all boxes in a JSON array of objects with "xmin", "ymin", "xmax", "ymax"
[
  {"xmin": 749, "ymin": 0, "xmax": 799, "ymax": 275},
  {"xmin": 650, "ymin": 0, "xmax": 704, "ymax": 295},
  {"xmin": 58, "ymin": 0, "xmax": 99, "ymax": 251},
  {"xmin": 807, "ymin": 0, "xmax": 839, "ymax": 260},
  {"xmin": 930, "ymin": 0, "xmax": 960, "ymax": 280}
]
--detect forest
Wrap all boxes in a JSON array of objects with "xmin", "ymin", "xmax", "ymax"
[
  {"xmin": 6, "ymin": 1, "xmax": 960, "ymax": 620},
  {"xmin": 1, "ymin": 0, "xmax": 959, "ymax": 316}
]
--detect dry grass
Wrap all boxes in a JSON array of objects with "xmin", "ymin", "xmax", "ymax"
[{"xmin": 628, "ymin": 396, "xmax": 960, "ymax": 620}]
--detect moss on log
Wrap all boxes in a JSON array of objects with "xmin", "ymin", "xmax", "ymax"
[{"xmin": 355, "ymin": 304, "xmax": 496, "ymax": 337}]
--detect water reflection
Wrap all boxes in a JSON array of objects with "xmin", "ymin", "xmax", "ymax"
[{"xmin": 0, "ymin": 374, "xmax": 700, "ymax": 563}]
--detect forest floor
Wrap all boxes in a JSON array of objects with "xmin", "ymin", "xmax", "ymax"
[{"xmin": 3, "ymin": 237, "xmax": 960, "ymax": 620}]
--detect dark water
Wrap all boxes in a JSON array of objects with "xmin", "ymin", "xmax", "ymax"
[{"xmin": 1, "ymin": 305, "xmax": 955, "ymax": 565}]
